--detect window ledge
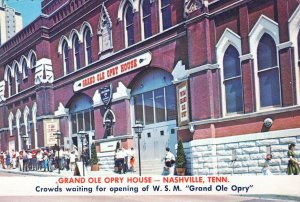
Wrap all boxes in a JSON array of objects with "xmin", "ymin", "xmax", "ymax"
[{"xmin": 187, "ymin": 105, "xmax": 300, "ymax": 128}]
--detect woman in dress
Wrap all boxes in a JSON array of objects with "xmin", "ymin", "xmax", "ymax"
[{"xmin": 287, "ymin": 143, "xmax": 300, "ymax": 175}]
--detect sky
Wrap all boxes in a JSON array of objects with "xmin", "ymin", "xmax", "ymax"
[{"xmin": 6, "ymin": 0, "xmax": 41, "ymax": 27}]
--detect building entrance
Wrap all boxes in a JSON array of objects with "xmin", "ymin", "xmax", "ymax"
[
  {"xmin": 135, "ymin": 121, "xmax": 177, "ymax": 160},
  {"xmin": 131, "ymin": 69, "xmax": 177, "ymax": 161}
]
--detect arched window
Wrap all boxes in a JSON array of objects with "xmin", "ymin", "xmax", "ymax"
[
  {"xmin": 160, "ymin": 0, "xmax": 171, "ymax": 30},
  {"xmin": 22, "ymin": 60, "xmax": 28, "ymax": 78},
  {"xmin": 73, "ymin": 35, "xmax": 81, "ymax": 69},
  {"xmin": 298, "ymin": 30, "xmax": 300, "ymax": 62},
  {"xmin": 84, "ymin": 29, "xmax": 92, "ymax": 65},
  {"xmin": 63, "ymin": 40, "xmax": 71, "ymax": 74},
  {"xmin": 30, "ymin": 54, "xmax": 36, "ymax": 69},
  {"xmin": 7, "ymin": 69, "xmax": 13, "ymax": 97},
  {"xmin": 132, "ymin": 69, "xmax": 177, "ymax": 125},
  {"xmin": 142, "ymin": 0, "xmax": 152, "ymax": 39},
  {"xmin": 68, "ymin": 94, "xmax": 95, "ymax": 147},
  {"xmin": 125, "ymin": 4, "xmax": 134, "ymax": 47},
  {"xmin": 8, "ymin": 113, "xmax": 14, "ymax": 137},
  {"xmin": 223, "ymin": 45, "xmax": 243, "ymax": 113},
  {"xmin": 257, "ymin": 33, "xmax": 281, "ymax": 107},
  {"xmin": 15, "ymin": 67, "xmax": 21, "ymax": 93}
]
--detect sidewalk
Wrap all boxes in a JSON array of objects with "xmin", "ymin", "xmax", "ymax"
[{"xmin": 0, "ymin": 166, "xmax": 138, "ymax": 177}]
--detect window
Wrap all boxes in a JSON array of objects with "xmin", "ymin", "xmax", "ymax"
[
  {"xmin": 22, "ymin": 60, "xmax": 28, "ymax": 78},
  {"xmin": 223, "ymin": 45, "xmax": 243, "ymax": 113},
  {"xmin": 134, "ymin": 85, "xmax": 176, "ymax": 125},
  {"xmin": 298, "ymin": 30, "xmax": 300, "ymax": 61},
  {"xmin": 30, "ymin": 54, "xmax": 36, "ymax": 69},
  {"xmin": 70, "ymin": 110, "xmax": 95, "ymax": 134},
  {"xmin": 63, "ymin": 41, "xmax": 71, "ymax": 74},
  {"xmin": 257, "ymin": 34, "xmax": 281, "ymax": 107},
  {"xmin": 134, "ymin": 94, "xmax": 144, "ymax": 123},
  {"xmin": 15, "ymin": 68, "xmax": 21, "ymax": 93},
  {"xmin": 154, "ymin": 88, "xmax": 165, "ymax": 122},
  {"xmin": 142, "ymin": 0, "xmax": 152, "ymax": 39},
  {"xmin": 73, "ymin": 35, "xmax": 81, "ymax": 69},
  {"xmin": 8, "ymin": 113, "xmax": 13, "ymax": 136},
  {"xmin": 144, "ymin": 91, "xmax": 154, "ymax": 124},
  {"xmin": 8, "ymin": 70, "xmax": 13, "ymax": 97},
  {"xmin": 84, "ymin": 29, "xmax": 92, "ymax": 65},
  {"xmin": 161, "ymin": 0, "xmax": 171, "ymax": 30},
  {"xmin": 125, "ymin": 4, "xmax": 134, "ymax": 46},
  {"xmin": 165, "ymin": 85, "xmax": 176, "ymax": 120}
]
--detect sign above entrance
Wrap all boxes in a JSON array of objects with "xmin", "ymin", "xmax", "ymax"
[
  {"xmin": 100, "ymin": 84, "xmax": 113, "ymax": 106},
  {"xmin": 177, "ymin": 80, "xmax": 190, "ymax": 126},
  {"xmin": 73, "ymin": 52, "xmax": 152, "ymax": 92}
]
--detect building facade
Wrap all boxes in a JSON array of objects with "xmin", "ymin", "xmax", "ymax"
[
  {"xmin": 0, "ymin": 0, "xmax": 22, "ymax": 45},
  {"xmin": 0, "ymin": 0, "xmax": 299, "ymax": 175}
]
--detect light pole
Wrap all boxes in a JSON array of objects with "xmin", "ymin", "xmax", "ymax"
[
  {"xmin": 21, "ymin": 133, "xmax": 29, "ymax": 150},
  {"xmin": 78, "ymin": 130, "xmax": 87, "ymax": 176},
  {"xmin": 54, "ymin": 130, "xmax": 61, "ymax": 174},
  {"xmin": 132, "ymin": 121, "xmax": 144, "ymax": 176}
]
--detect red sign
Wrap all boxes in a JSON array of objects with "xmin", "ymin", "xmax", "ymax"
[{"xmin": 73, "ymin": 52, "xmax": 152, "ymax": 92}]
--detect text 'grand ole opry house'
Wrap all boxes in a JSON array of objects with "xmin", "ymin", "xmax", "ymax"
[{"xmin": 0, "ymin": 0, "xmax": 300, "ymax": 175}]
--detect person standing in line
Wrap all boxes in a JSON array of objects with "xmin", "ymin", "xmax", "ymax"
[
  {"xmin": 5, "ymin": 151, "xmax": 11, "ymax": 169},
  {"xmin": 122, "ymin": 148, "xmax": 128, "ymax": 174},
  {"xmin": 43, "ymin": 150, "xmax": 49, "ymax": 172},
  {"xmin": 262, "ymin": 154, "xmax": 273, "ymax": 175},
  {"xmin": 114, "ymin": 148, "xmax": 124, "ymax": 174},
  {"xmin": 15, "ymin": 150, "xmax": 19, "ymax": 169},
  {"xmin": 22, "ymin": 150, "xmax": 28, "ymax": 172},
  {"xmin": 287, "ymin": 143, "xmax": 300, "ymax": 175},
  {"xmin": 0, "ymin": 151, "xmax": 5, "ymax": 169},
  {"xmin": 164, "ymin": 147, "xmax": 175, "ymax": 175},
  {"xmin": 59, "ymin": 147, "xmax": 65, "ymax": 170},
  {"xmin": 11, "ymin": 149, "xmax": 16, "ymax": 169},
  {"xmin": 70, "ymin": 150, "xmax": 76, "ymax": 172},
  {"xmin": 37, "ymin": 149, "xmax": 43, "ymax": 171},
  {"xmin": 18, "ymin": 150, "xmax": 23, "ymax": 171},
  {"xmin": 129, "ymin": 147, "xmax": 136, "ymax": 172},
  {"xmin": 31, "ymin": 149, "xmax": 37, "ymax": 171},
  {"xmin": 64, "ymin": 149, "xmax": 70, "ymax": 171},
  {"xmin": 27, "ymin": 151, "xmax": 32, "ymax": 171},
  {"xmin": 48, "ymin": 149, "xmax": 54, "ymax": 172}
]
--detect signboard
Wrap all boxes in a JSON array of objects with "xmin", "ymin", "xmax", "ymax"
[
  {"xmin": 73, "ymin": 52, "xmax": 152, "ymax": 92},
  {"xmin": 177, "ymin": 80, "xmax": 190, "ymax": 126},
  {"xmin": 100, "ymin": 140, "xmax": 118, "ymax": 152},
  {"xmin": 100, "ymin": 84, "xmax": 113, "ymax": 106},
  {"xmin": 43, "ymin": 119, "xmax": 60, "ymax": 146}
]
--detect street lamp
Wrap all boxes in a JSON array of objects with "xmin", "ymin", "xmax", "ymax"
[
  {"xmin": 21, "ymin": 133, "xmax": 29, "ymax": 150},
  {"xmin": 78, "ymin": 130, "xmax": 87, "ymax": 176},
  {"xmin": 132, "ymin": 121, "xmax": 144, "ymax": 176},
  {"xmin": 54, "ymin": 130, "xmax": 61, "ymax": 174}
]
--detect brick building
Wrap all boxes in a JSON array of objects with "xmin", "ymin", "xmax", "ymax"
[{"xmin": 0, "ymin": 0, "xmax": 299, "ymax": 175}]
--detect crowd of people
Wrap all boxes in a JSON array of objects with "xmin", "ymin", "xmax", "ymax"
[
  {"xmin": 0, "ymin": 145, "xmax": 89, "ymax": 173},
  {"xmin": 114, "ymin": 147, "xmax": 136, "ymax": 174}
]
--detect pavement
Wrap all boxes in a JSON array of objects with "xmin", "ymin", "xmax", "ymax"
[
  {"xmin": 0, "ymin": 166, "xmax": 135, "ymax": 177},
  {"xmin": 0, "ymin": 167, "xmax": 299, "ymax": 202}
]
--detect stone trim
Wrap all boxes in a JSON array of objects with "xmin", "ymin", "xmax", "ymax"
[
  {"xmin": 187, "ymin": 128, "xmax": 300, "ymax": 147},
  {"xmin": 187, "ymin": 105, "xmax": 300, "ymax": 129},
  {"xmin": 239, "ymin": 53, "xmax": 253, "ymax": 61},
  {"xmin": 277, "ymin": 41, "xmax": 293, "ymax": 50},
  {"xmin": 95, "ymin": 135, "xmax": 133, "ymax": 144}
]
